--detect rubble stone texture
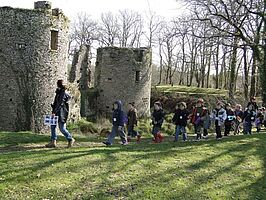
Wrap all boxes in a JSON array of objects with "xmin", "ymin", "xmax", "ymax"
[
  {"xmin": 0, "ymin": 1, "xmax": 70, "ymax": 132},
  {"xmin": 93, "ymin": 47, "xmax": 152, "ymax": 117}
]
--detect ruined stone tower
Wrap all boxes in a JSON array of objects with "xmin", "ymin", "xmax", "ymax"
[
  {"xmin": 0, "ymin": 1, "xmax": 69, "ymax": 132},
  {"xmin": 93, "ymin": 47, "xmax": 152, "ymax": 117}
]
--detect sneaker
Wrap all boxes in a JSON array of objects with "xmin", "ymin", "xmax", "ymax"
[
  {"xmin": 103, "ymin": 141, "xmax": 111, "ymax": 146},
  {"xmin": 67, "ymin": 138, "xmax": 75, "ymax": 148},
  {"xmin": 45, "ymin": 140, "xmax": 57, "ymax": 148},
  {"xmin": 122, "ymin": 141, "xmax": 128, "ymax": 145}
]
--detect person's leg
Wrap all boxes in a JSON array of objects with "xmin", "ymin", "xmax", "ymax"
[
  {"xmin": 58, "ymin": 122, "xmax": 73, "ymax": 141},
  {"xmin": 196, "ymin": 125, "xmax": 202, "ymax": 140},
  {"xmin": 216, "ymin": 125, "xmax": 222, "ymax": 139},
  {"xmin": 181, "ymin": 126, "xmax": 187, "ymax": 141},
  {"xmin": 174, "ymin": 125, "xmax": 180, "ymax": 141},
  {"xmin": 45, "ymin": 125, "xmax": 57, "ymax": 147},
  {"xmin": 224, "ymin": 124, "xmax": 229, "ymax": 136},
  {"xmin": 106, "ymin": 126, "xmax": 117, "ymax": 144},
  {"xmin": 51, "ymin": 125, "xmax": 57, "ymax": 141},
  {"xmin": 118, "ymin": 127, "xmax": 127, "ymax": 144},
  {"xmin": 152, "ymin": 126, "xmax": 159, "ymax": 143}
]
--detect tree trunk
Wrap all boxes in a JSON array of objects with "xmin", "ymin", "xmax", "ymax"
[
  {"xmin": 243, "ymin": 46, "xmax": 249, "ymax": 102},
  {"xmin": 228, "ymin": 37, "xmax": 238, "ymax": 102},
  {"xmin": 250, "ymin": 52, "xmax": 257, "ymax": 98}
]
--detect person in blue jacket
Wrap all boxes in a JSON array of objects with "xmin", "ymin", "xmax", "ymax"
[{"xmin": 103, "ymin": 100, "xmax": 128, "ymax": 146}]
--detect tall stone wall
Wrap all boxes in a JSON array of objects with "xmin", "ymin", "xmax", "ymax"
[
  {"xmin": 94, "ymin": 47, "xmax": 152, "ymax": 117},
  {"xmin": 68, "ymin": 45, "xmax": 93, "ymax": 118},
  {"xmin": 0, "ymin": 1, "xmax": 69, "ymax": 132}
]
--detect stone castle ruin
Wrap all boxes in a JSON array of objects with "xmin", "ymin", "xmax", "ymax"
[
  {"xmin": 0, "ymin": 1, "xmax": 152, "ymax": 132},
  {"xmin": 0, "ymin": 1, "xmax": 70, "ymax": 132},
  {"xmin": 89, "ymin": 47, "xmax": 152, "ymax": 118}
]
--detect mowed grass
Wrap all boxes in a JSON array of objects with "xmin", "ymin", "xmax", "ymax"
[{"xmin": 0, "ymin": 131, "xmax": 266, "ymax": 200}]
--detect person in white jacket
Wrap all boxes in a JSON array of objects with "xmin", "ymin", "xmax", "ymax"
[{"xmin": 210, "ymin": 101, "xmax": 227, "ymax": 140}]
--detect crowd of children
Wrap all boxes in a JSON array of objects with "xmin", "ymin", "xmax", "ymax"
[{"xmin": 103, "ymin": 97, "xmax": 266, "ymax": 145}]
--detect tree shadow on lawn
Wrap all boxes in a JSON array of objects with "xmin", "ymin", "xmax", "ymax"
[
  {"xmin": 84, "ymin": 138, "xmax": 259, "ymax": 200},
  {"xmin": 1, "ymin": 132, "xmax": 266, "ymax": 199}
]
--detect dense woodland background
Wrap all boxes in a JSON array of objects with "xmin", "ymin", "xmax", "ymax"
[{"xmin": 68, "ymin": 0, "xmax": 266, "ymax": 106}]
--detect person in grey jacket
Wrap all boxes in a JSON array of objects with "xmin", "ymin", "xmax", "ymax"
[
  {"xmin": 210, "ymin": 101, "xmax": 227, "ymax": 140},
  {"xmin": 45, "ymin": 80, "xmax": 75, "ymax": 148}
]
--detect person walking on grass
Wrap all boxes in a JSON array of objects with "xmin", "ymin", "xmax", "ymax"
[
  {"xmin": 45, "ymin": 80, "xmax": 75, "ymax": 148},
  {"xmin": 224, "ymin": 103, "xmax": 235, "ymax": 136},
  {"xmin": 242, "ymin": 104, "xmax": 256, "ymax": 135},
  {"xmin": 151, "ymin": 101, "xmax": 165, "ymax": 143},
  {"xmin": 203, "ymin": 108, "xmax": 211, "ymax": 139},
  {"xmin": 103, "ymin": 100, "xmax": 128, "ymax": 146},
  {"xmin": 127, "ymin": 102, "xmax": 141, "ymax": 143},
  {"xmin": 234, "ymin": 104, "xmax": 243, "ymax": 135},
  {"xmin": 190, "ymin": 98, "xmax": 207, "ymax": 141},
  {"xmin": 211, "ymin": 101, "xmax": 227, "ymax": 140},
  {"xmin": 172, "ymin": 102, "xmax": 189, "ymax": 142}
]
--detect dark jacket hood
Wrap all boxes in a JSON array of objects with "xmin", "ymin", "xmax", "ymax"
[{"xmin": 114, "ymin": 100, "xmax": 122, "ymax": 110}]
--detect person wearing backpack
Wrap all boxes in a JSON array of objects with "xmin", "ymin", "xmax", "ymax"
[{"xmin": 103, "ymin": 100, "xmax": 128, "ymax": 146}]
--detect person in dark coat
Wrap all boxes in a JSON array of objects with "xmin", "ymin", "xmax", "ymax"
[
  {"xmin": 255, "ymin": 108, "xmax": 264, "ymax": 132},
  {"xmin": 247, "ymin": 96, "xmax": 258, "ymax": 111},
  {"xmin": 45, "ymin": 80, "xmax": 75, "ymax": 148},
  {"xmin": 172, "ymin": 102, "xmax": 189, "ymax": 142},
  {"xmin": 190, "ymin": 98, "xmax": 207, "ymax": 140},
  {"xmin": 127, "ymin": 102, "xmax": 141, "ymax": 143},
  {"xmin": 151, "ymin": 101, "xmax": 165, "ymax": 143},
  {"xmin": 224, "ymin": 103, "xmax": 235, "ymax": 136},
  {"xmin": 103, "ymin": 100, "xmax": 127, "ymax": 146},
  {"xmin": 242, "ymin": 104, "xmax": 256, "ymax": 134}
]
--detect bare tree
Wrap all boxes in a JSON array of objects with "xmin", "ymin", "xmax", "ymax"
[{"xmin": 98, "ymin": 12, "xmax": 120, "ymax": 46}]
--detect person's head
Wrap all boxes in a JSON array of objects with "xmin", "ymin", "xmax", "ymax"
[
  {"xmin": 235, "ymin": 104, "xmax": 242, "ymax": 110},
  {"xmin": 225, "ymin": 103, "xmax": 231, "ymax": 110},
  {"xmin": 114, "ymin": 100, "xmax": 122, "ymax": 110},
  {"xmin": 154, "ymin": 101, "xmax": 162, "ymax": 111},
  {"xmin": 57, "ymin": 79, "xmax": 64, "ymax": 89},
  {"xmin": 128, "ymin": 102, "xmax": 135, "ymax": 110},
  {"xmin": 251, "ymin": 96, "xmax": 256, "ymax": 102},
  {"xmin": 196, "ymin": 98, "xmax": 204, "ymax": 107},
  {"xmin": 216, "ymin": 101, "xmax": 223, "ymax": 109},
  {"xmin": 179, "ymin": 102, "xmax": 187, "ymax": 110}
]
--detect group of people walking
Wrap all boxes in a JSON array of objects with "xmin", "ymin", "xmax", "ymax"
[
  {"xmin": 103, "ymin": 97, "xmax": 266, "ymax": 146},
  {"xmin": 45, "ymin": 80, "xmax": 265, "ymax": 147}
]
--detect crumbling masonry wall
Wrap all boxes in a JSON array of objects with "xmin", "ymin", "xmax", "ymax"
[
  {"xmin": 93, "ymin": 47, "xmax": 152, "ymax": 117},
  {"xmin": 0, "ymin": 1, "xmax": 69, "ymax": 132},
  {"xmin": 68, "ymin": 45, "xmax": 93, "ymax": 119}
]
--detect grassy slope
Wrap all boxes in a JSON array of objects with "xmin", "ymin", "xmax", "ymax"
[{"xmin": 0, "ymin": 131, "xmax": 266, "ymax": 200}]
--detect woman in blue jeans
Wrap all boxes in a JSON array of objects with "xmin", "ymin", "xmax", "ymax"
[{"xmin": 45, "ymin": 80, "xmax": 75, "ymax": 148}]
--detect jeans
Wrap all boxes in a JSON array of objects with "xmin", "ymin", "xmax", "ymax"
[
  {"xmin": 174, "ymin": 125, "xmax": 187, "ymax": 141},
  {"xmin": 152, "ymin": 125, "xmax": 161, "ymax": 136},
  {"xmin": 243, "ymin": 121, "xmax": 252, "ymax": 134},
  {"xmin": 107, "ymin": 126, "xmax": 127, "ymax": 144},
  {"xmin": 127, "ymin": 126, "xmax": 139, "ymax": 137},
  {"xmin": 51, "ymin": 122, "xmax": 72, "ymax": 141}
]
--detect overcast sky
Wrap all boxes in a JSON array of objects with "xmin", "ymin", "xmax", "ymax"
[{"xmin": 0, "ymin": 0, "xmax": 183, "ymax": 20}]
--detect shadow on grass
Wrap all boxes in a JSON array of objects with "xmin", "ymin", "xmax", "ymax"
[{"xmin": 1, "ymin": 131, "xmax": 266, "ymax": 199}]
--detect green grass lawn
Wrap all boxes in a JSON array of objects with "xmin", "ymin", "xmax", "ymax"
[{"xmin": 1, "ymin": 131, "xmax": 266, "ymax": 200}]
